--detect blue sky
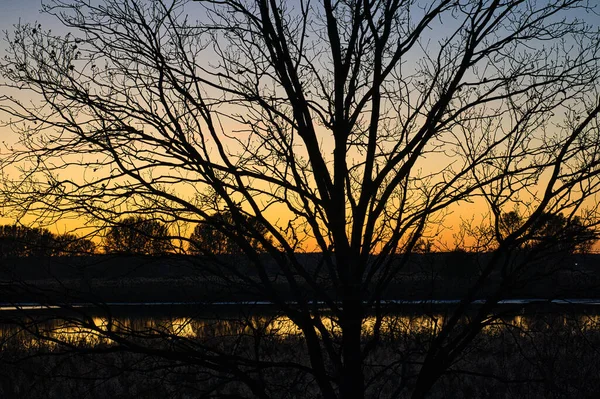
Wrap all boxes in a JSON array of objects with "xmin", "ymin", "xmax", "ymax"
[
  {"xmin": 1, "ymin": 0, "xmax": 48, "ymax": 28},
  {"xmin": 0, "ymin": 0, "xmax": 63, "ymax": 51}
]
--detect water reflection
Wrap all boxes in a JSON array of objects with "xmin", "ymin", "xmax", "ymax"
[{"xmin": 1, "ymin": 308, "xmax": 599, "ymax": 349}]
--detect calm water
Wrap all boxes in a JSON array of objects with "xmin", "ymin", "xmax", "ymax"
[{"xmin": 1, "ymin": 302, "xmax": 600, "ymax": 348}]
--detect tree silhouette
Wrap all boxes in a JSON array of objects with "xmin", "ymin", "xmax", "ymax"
[
  {"xmin": 499, "ymin": 211, "xmax": 597, "ymax": 255},
  {"xmin": 0, "ymin": 225, "xmax": 95, "ymax": 257},
  {"xmin": 53, "ymin": 233, "xmax": 96, "ymax": 256},
  {"xmin": 103, "ymin": 216, "xmax": 171, "ymax": 255},
  {"xmin": 0, "ymin": 225, "xmax": 56, "ymax": 257},
  {"xmin": 189, "ymin": 210, "xmax": 270, "ymax": 255},
  {"xmin": 1, "ymin": 0, "xmax": 600, "ymax": 397}
]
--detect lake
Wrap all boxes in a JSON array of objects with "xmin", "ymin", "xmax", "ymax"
[
  {"xmin": 2, "ymin": 300, "xmax": 600, "ymax": 349},
  {"xmin": 2, "ymin": 301, "xmax": 600, "ymax": 398}
]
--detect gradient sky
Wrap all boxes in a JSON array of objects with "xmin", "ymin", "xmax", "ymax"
[
  {"xmin": 1, "ymin": 0, "xmax": 54, "ymax": 32},
  {"xmin": 0, "ymin": 0, "xmax": 598, "ymax": 251}
]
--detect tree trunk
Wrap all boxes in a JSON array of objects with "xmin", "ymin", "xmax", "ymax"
[
  {"xmin": 411, "ymin": 374, "xmax": 436, "ymax": 399},
  {"xmin": 411, "ymin": 353, "xmax": 445, "ymax": 399},
  {"xmin": 340, "ymin": 292, "xmax": 365, "ymax": 399}
]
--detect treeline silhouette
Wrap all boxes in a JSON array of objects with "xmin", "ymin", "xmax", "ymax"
[
  {"xmin": 0, "ymin": 211, "xmax": 269, "ymax": 257},
  {"xmin": 2, "ymin": 211, "xmax": 595, "ymax": 259},
  {"xmin": 0, "ymin": 225, "xmax": 95, "ymax": 257}
]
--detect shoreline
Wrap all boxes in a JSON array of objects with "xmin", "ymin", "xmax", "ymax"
[{"xmin": 3, "ymin": 298, "xmax": 600, "ymax": 312}]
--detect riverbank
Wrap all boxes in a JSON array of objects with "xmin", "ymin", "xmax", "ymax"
[{"xmin": 1, "ymin": 253, "xmax": 598, "ymax": 304}]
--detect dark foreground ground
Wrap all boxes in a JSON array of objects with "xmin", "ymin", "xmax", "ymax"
[{"xmin": 1, "ymin": 303, "xmax": 600, "ymax": 398}]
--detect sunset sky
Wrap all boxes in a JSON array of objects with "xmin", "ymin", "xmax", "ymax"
[{"xmin": 0, "ymin": 1, "xmax": 598, "ymax": 252}]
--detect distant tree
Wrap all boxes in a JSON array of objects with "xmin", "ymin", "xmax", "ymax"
[
  {"xmin": 54, "ymin": 233, "xmax": 96, "ymax": 256},
  {"xmin": 0, "ymin": 225, "xmax": 97, "ymax": 257},
  {"xmin": 103, "ymin": 217, "xmax": 171, "ymax": 255},
  {"xmin": 499, "ymin": 211, "xmax": 523, "ymax": 239},
  {"xmin": 499, "ymin": 211, "xmax": 597, "ymax": 255},
  {"xmin": 413, "ymin": 239, "xmax": 435, "ymax": 254},
  {"xmin": 0, "ymin": 225, "xmax": 56, "ymax": 257},
  {"xmin": 189, "ymin": 210, "xmax": 270, "ymax": 255},
  {"xmin": 531, "ymin": 213, "xmax": 597, "ymax": 254}
]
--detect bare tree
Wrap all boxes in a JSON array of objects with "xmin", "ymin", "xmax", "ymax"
[{"xmin": 1, "ymin": 0, "xmax": 600, "ymax": 397}]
